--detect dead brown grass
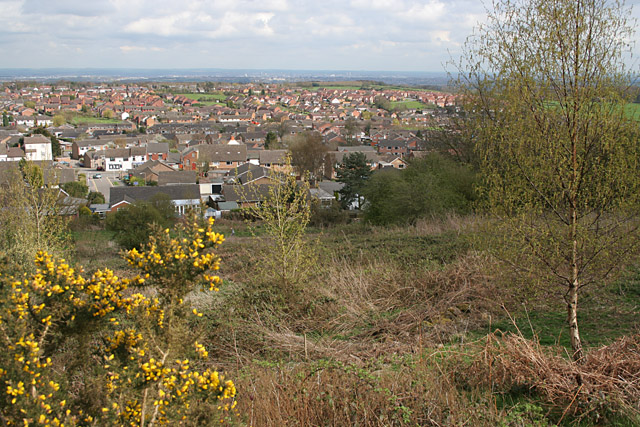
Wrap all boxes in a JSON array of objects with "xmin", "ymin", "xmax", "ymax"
[
  {"xmin": 463, "ymin": 331, "xmax": 640, "ymax": 422},
  {"xmin": 235, "ymin": 352, "xmax": 502, "ymax": 427}
]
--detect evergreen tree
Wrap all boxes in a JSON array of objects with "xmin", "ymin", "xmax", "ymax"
[{"xmin": 336, "ymin": 152, "xmax": 373, "ymax": 209}]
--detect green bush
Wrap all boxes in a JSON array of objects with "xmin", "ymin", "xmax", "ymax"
[
  {"xmin": 362, "ymin": 153, "xmax": 476, "ymax": 225},
  {"xmin": 105, "ymin": 196, "xmax": 175, "ymax": 249},
  {"xmin": 61, "ymin": 181, "xmax": 89, "ymax": 198},
  {"xmin": 309, "ymin": 199, "xmax": 349, "ymax": 227}
]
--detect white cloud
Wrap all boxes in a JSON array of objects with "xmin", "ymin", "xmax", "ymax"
[
  {"xmin": 350, "ymin": 0, "xmax": 399, "ymax": 11},
  {"xmin": 398, "ymin": 1, "xmax": 447, "ymax": 23},
  {"xmin": 1, "ymin": 0, "xmax": 635, "ymax": 72}
]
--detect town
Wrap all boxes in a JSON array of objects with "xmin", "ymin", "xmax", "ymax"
[{"xmin": 0, "ymin": 80, "xmax": 462, "ymax": 217}]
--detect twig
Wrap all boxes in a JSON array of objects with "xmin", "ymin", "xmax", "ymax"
[{"xmin": 558, "ymin": 384, "xmax": 583, "ymax": 425}]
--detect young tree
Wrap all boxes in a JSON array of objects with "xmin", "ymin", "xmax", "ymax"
[
  {"xmin": 0, "ymin": 162, "xmax": 70, "ymax": 268},
  {"xmin": 459, "ymin": 0, "xmax": 640, "ymax": 362},
  {"xmin": 288, "ymin": 131, "xmax": 328, "ymax": 182},
  {"xmin": 342, "ymin": 117, "xmax": 361, "ymax": 144},
  {"xmin": 238, "ymin": 160, "xmax": 316, "ymax": 291},
  {"xmin": 53, "ymin": 114, "xmax": 66, "ymax": 126},
  {"xmin": 335, "ymin": 152, "xmax": 372, "ymax": 209}
]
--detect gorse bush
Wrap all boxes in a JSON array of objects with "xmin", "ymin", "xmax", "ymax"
[{"xmin": 0, "ymin": 216, "xmax": 237, "ymax": 426}]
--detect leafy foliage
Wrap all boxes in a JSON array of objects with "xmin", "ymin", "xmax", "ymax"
[
  {"xmin": 61, "ymin": 181, "xmax": 88, "ymax": 199},
  {"xmin": 0, "ymin": 161, "xmax": 70, "ymax": 269},
  {"xmin": 459, "ymin": 0, "xmax": 640, "ymax": 361},
  {"xmin": 87, "ymin": 191, "xmax": 105, "ymax": 205},
  {"xmin": 361, "ymin": 154, "xmax": 476, "ymax": 225},
  {"xmin": 106, "ymin": 197, "xmax": 175, "ymax": 250},
  {"xmin": 238, "ymin": 160, "xmax": 317, "ymax": 291},
  {"xmin": 264, "ymin": 131, "xmax": 277, "ymax": 149},
  {"xmin": 288, "ymin": 131, "xmax": 328, "ymax": 181}
]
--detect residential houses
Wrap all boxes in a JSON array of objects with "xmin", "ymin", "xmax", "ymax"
[{"xmin": 1, "ymin": 80, "xmax": 463, "ymax": 220}]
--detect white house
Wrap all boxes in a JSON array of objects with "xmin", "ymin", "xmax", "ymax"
[
  {"xmin": 23, "ymin": 134, "xmax": 53, "ymax": 161},
  {"xmin": 103, "ymin": 147, "xmax": 148, "ymax": 171},
  {"xmin": 15, "ymin": 115, "xmax": 54, "ymax": 129}
]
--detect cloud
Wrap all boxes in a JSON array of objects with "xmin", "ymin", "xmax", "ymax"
[
  {"xmin": 1, "ymin": 0, "xmax": 635, "ymax": 72},
  {"xmin": 398, "ymin": 1, "xmax": 447, "ymax": 23},
  {"xmin": 124, "ymin": 10, "xmax": 275, "ymax": 39}
]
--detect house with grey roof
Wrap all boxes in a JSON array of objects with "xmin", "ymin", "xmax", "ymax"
[
  {"xmin": 109, "ymin": 184, "xmax": 201, "ymax": 216},
  {"xmin": 157, "ymin": 170, "xmax": 197, "ymax": 186},
  {"xmin": 103, "ymin": 147, "xmax": 147, "ymax": 171},
  {"xmin": 146, "ymin": 142, "xmax": 170, "ymax": 161},
  {"xmin": 181, "ymin": 143, "xmax": 248, "ymax": 171},
  {"xmin": 259, "ymin": 149, "xmax": 288, "ymax": 169}
]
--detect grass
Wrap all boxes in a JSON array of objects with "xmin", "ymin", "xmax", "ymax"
[
  {"xmin": 487, "ymin": 267, "xmax": 640, "ymax": 348},
  {"xmin": 69, "ymin": 115, "xmax": 125, "ymax": 125},
  {"xmin": 624, "ymin": 102, "xmax": 640, "ymax": 120},
  {"xmin": 71, "ymin": 227, "xmax": 126, "ymax": 270},
  {"xmin": 390, "ymin": 100, "xmax": 434, "ymax": 110},
  {"xmin": 60, "ymin": 214, "xmax": 640, "ymax": 425},
  {"xmin": 299, "ymin": 81, "xmax": 446, "ymax": 92},
  {"xmin": 176, "ymin": 93, "xmax": 227, "ymax": 102}
]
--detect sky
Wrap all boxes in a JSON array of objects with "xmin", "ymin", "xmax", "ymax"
[{"xmin": 0, "ymin": 0, "xmax": 638, "ymax": 72}]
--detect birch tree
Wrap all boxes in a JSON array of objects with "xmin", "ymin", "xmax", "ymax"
[{"xmin": 459, "ymin": 0, "xmax": 640, "ymax": 362}]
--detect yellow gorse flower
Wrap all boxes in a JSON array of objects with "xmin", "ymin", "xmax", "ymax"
[{"xmin": 0, "ymin": 215, "xmax": 236, "ymax": 425}]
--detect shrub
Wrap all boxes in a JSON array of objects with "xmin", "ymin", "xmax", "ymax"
[
  {"xmin": 0, "ymin": 216, "xmax": 237, "ymax": 425},
  {"xmin": 106, "ymin": 197, "xmax": 175, "ymax": 250},
  {"xmin": 309, "ymin": 199, "xmax": 349, "ymax": 227},
  {"xmin": 362, "ymin": 153, "xmax": 476, "ymax": 225}
]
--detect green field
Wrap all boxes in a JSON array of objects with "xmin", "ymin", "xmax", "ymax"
[
  {"xmin": 176, "ymin": 92, "xmax": 227, "ymax": 102},
  {"xmin": 69, "ymin": 115, "xmax": 126, "ymax": 125},
  {"xmin": 390, "ymin": 100, "xmax": 435, "ymax": 110},
  {"xmin": 625, "ymin": 102, "xmax": 640, "ymax": 120}
]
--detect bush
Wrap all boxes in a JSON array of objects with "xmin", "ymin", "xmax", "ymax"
[
  {"xmin": 87, "ymin": 191, "xmax": 105, "ymax": 205},
  {"xmin": 0, "ymin": 217, "xmax": 237, "ymax": 425},
  {"xmin": 61, "ymin": 181, "xmax": 88, "ymax": 198},
  {"xmin": 106, "ymin": 198, "xmax": 174, "ymax": 249},
  {"xmin": 362, "ymin": 153, "xmax": 476, "ymax": 225},
  {"xmin": 309, "ymin": 199, "xmax": 349, "ymax": 227}
]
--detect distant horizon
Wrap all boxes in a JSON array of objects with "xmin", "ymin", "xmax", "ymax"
[{"xmin": 0, "ymin": 68, "xmax": 452, "ymax": 86}]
